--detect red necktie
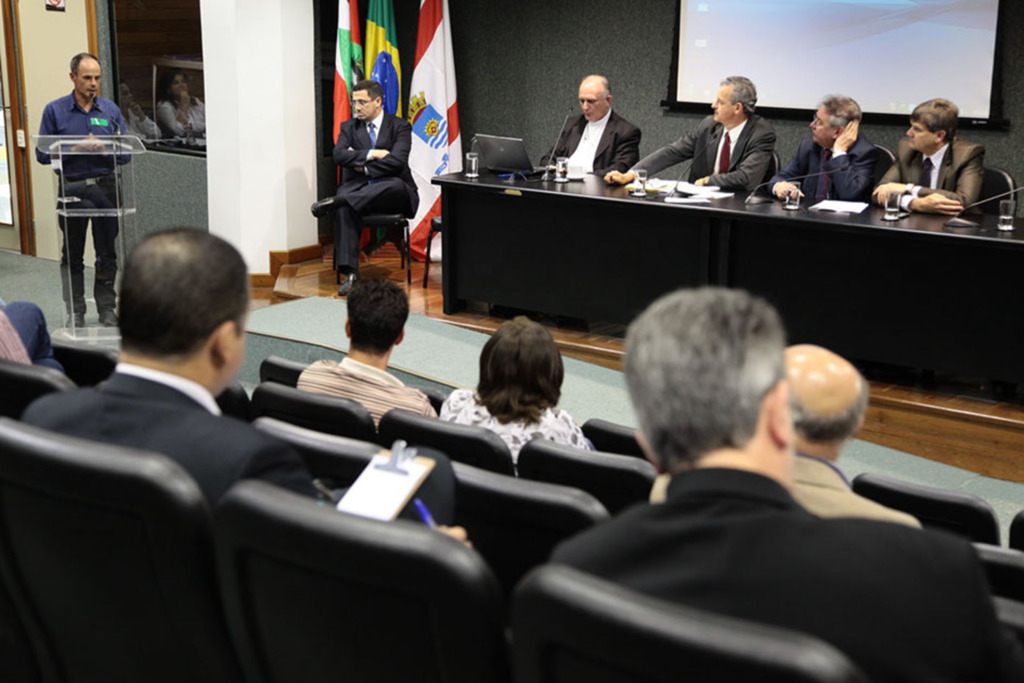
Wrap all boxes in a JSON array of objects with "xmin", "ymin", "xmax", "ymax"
[
  {"xmin": 815, "ymin": 149, "xmax": 832, "ymax": 200},
  {"xmin": 718, "ymin": 132, "xmax": 731, "ymax": 174}
]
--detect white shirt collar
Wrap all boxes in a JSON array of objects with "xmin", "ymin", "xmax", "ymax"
[
  {"xmin": 339, "ymin": 356, "xmax": 404, "ymax": 387},
  {"xmin": 115, "ymin": 362, "xmax": 222, "ymax": 415},
  {"xmin": 368, "ymin": 111, "xmax": 385, "ymax": 140},
  {"xmin": 724, "ymin": 118, "xmax": 747, "ymax": 144},
  {"xmin": 925, "ymin": 142, "xmax": 949, "ymax": 169}
]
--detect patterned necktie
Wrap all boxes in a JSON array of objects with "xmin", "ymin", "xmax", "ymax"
[
  {"xmin": 919, "ymin": 157, "xmax": 933, "ymax": 189},
  {"xmin": 815, "ymin": 149, "xmax": 832, "ymax": 200},
  {"xmin": 718, "ymin": 132, "xmax": 731, "ymax": 175},
  {"xmin": 367, "ymin": 122, "xmax": 377, "ymax": 148}
]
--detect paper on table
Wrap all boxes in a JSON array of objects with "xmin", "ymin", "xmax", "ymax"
[
  {"xmin": 676, "ymin": 181, "xmax": 721, "ymax": 194},
  {"xmin": 336, "ymin": 454, "xmax": 435, "ymax": 521},
  {"xmin": 809, "ymin": 200, "xmax": 869, "ymax": 214},
  {"xmin": 665, "ymin": 196, "xmax": 712, "ymax": 204}
]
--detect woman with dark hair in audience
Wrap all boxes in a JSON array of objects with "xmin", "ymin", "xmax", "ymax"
[
  {"xmin": 155, "ymin": 69, "xmax": 206, "ymax": 143},
  {"xmin": 440, "ymin": 316, "xmax": 591, "ymax": 463}
]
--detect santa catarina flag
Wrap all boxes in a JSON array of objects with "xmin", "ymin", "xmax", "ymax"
[
  {"xmin": 333, "ymin": 0, "xmax": 363, "ymax": 142},
  {"xmin": 407, "ymin": 0, "xmax": 461, "ymax": 260}
]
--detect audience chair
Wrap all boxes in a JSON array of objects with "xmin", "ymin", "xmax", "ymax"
[
  {"xmin": 580, "ymin": 418, "xmax": 646, "ymax": 459},
  {"xmin": 1009, "ymin": 510, "xmax": 1024, "ymax": 552},
  {"xmin": 872, "ymin": 144, "xmax": 896, "ymax": 187},
  {"xmin": 0, "ymin": 418, "xmax": 242, "ymax": 683},
  {"xmin": 512, "ymin": 565, "xmax": 868, "ymax": 683},
  {"xmin": 250, "ymin": 381, "xmax": 377, "ymax": 442},
  {"xmin": 253, "ymin": 416, "xmax": 457, "ymax": 525},
  {"xmin": 0, "ymin": 357, "xmax": 75, "ymax": 418},
  {"xmin": 423, "ymin": 215, "xmax": 442, "ymax": 287},
  {"xmin": 419, "ymin": 385, "xmax": 450, "ymax": 414},
  {"xmin": 379, "ymin": 408, "xmax": 515, "ymax": 475},
  {"xmin": 974, "ymin": 543, "xmax": 1024, "ymax": 603},
  {"xmin": 215, "ymin": 480, "xmax": 510, "ymax": 683},
  {"xmin": 51, "ymin": 340, "xmax": 117, "ymax": 386},
  {"xmin": 453, "ymin": 461, "xmax": 608, "ymax": 598},
  {"xmin": 981, "ymin": 166, "xmax": 1015, "ymax": 216},
  {"xmin": 517, "ymin": 439, "xmax": 657, "ymax": 515},
  {"xmin": 994, "ymin": 597, "xmax": 1024, "ymax": 649},
  {"xmin": 258, "ymin": 355, "xmax": 309, "ymax": 387},
  {"xmin": 852, "ymin": 472, "xmax": 999, "ymax": 545},
  {"xmin": 216, "ymin": 380, "xmax": 251, "ymax": 422}
]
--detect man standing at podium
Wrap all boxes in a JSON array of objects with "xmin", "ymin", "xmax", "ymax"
[{"xmin": 36, "ymin": 52, "xmax": 127, "ymax": 328}]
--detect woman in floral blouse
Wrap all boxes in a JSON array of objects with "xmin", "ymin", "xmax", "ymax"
[{"xmin": 440, "ymin": 316, "xmax": 592, "ymax": 466}]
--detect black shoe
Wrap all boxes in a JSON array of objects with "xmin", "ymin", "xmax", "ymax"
[
  {"xmin": 311, "ymin": 196, "xmax": 343, "ymax": 218},
  {"xmin": 72, "ymin": 312, "xmax": 86, "ymax": 328},
  {"xmin": 337, "ymin": 272, "xmax": 358, "ymax": 297},
  {"xmin": 98, "ymin": 309, "xmax": 119, "ymax": 327}
]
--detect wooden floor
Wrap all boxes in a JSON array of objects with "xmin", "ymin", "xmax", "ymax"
[{"xmin": 254, "ymin": 246, "xmax": 1024, "ymax": 483}]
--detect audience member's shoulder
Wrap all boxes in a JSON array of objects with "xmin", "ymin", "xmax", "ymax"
[{"xmin": 22, "ymin": 386, "xmax": 100, "ymax": 424}]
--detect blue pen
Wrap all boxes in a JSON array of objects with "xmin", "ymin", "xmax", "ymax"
[{"xmin": 412, "ymin": 498, "xmax": 437, "ymax": 529}]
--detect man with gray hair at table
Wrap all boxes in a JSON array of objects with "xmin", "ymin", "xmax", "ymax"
[
  {"xmin": 553, "ymin": 287, "xmax": 1023, "ymax": 681},
  {"xmin": 603, "ymin": 75, "xmax": 775, "ymax": 192},
  {"xmin": 786, "ymin": 343, "xmax": 919, "ymax": 527}
]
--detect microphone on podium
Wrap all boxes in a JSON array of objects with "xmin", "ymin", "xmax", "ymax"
[
  {"xmin": 541, "ymin": 107, "xmax": 575, "ymax": 181},
  {"xmin": 943, "ymin": 184, "xmax": 1024, "ymax": 228},
  {"xmin": 743, "ymin": 156, "xmax": 853, "ymax": 205}
]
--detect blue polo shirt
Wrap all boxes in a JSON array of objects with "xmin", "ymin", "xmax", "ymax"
[{"xmin": 36, "ymin": 92, "xmax": 128, "ymax": 181}]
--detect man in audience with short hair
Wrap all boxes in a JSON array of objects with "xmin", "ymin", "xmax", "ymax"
[
  {"xmin": 553, "ymin": 287, "xmax": 1024, "ymax": 682},
  {"xmin": 873, "ymin": 98, "xmax": 984, "ymax": 215},
  {"xmin": 786, "ymin": 344, "xmax": 920, "ymax": 527},
  {"xmin": 298, "ymin": 278, "xmax": 435, "ymax": 426},
  {"xmin": 23, "ymin": 229, "xmax": 321, "ymax": 504}
]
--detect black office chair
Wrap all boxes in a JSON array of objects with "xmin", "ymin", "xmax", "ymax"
[
  {"xmin": 580, "ymin": 417, "xmax": 645, "ymax": 459},
  {"xmin": 453, "ymin": 461, "xmax": 608, "ymax": 598},
  {"xmin": 51, "ymin": 340, "xmax": 117, "ymax": 386},
  {"xmin": 0, "ymin": 418, "xmax": 242, "ymax": 683},
  {"xmin": 215, "ymin": 379, "xmax": 251, "ymax": 422},
  {"xmin": 981, "ymin": 166, "xmax": 1015, "ymax": 216},
  {"xmin": 1009, "ymin": 510, "xmax": 1024, "ymax": 552},
  {"xmin": 513, "ymin": 565, "xmax": 867, "ymax": 683},
  {"xmin": 0, "ymin": 357, "xmax": 76, "ymax": 418},
  {"xmin": 379, "ymin": 408, "xmax": 516, "ymax": 475},
  {"xmin": 872, "ymin": 144, "xmax": 896, "ymax": 187},
  {"xmin": 253, "ymin": 416, "xmax": 380, "ymax": 486},
  {"xmin": 517, "ymin": 439, "xmax": 656, "ymax": 515},
  {"xmin": 851, "ymin": 472, "xmax": 999, "ymax": 545},
  {"xmin": 311, "ymin": 197, "xmax": 413, "ymax": 285},
  {"xmin": 423, "ymin": 215, "xmax": 442, "ymax": 287},
  {"xmin": 974, "ymin": 543, "xmax": 1024, "ymax": 602},
  {"xmin": 215, "ymin": 480, "xmax": 510, "ymax": 683},
  {"xmin": 250, "ymin": 381, "xmax": 377, "ymax": 442},
  {"xmin": 419, "ymin": 384, "xmax": 450, "ymax": 414},
  {"xmin": 258, "ymin": 355, "xmax": 310, "ymax": 387},
  {"xmin": 994, "ymin": 597, "xmax": 1024, "ymax": 648}
]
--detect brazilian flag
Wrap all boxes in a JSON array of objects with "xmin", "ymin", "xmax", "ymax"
[{"xmin": 366, "ymin": 0, "xmax": 402, "ymax": 116}]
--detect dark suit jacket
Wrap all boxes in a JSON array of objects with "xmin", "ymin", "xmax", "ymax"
[
  {"xmin": 333, "ymin": 113, "xmax": 419, "ymax": 215},
  {"xmin": 770, "ymin": 132, "xmax": 878, "ymax": 202},
  {"xmin": 553, "ymin": 468, "xmax": 1024, "ymax": 682},
  {"xmin": 877, "ymin": 137, "xmax": 985, "ymax": 209},
  {"xmin": 636, "ymin": 114, "xmax": 775, "ymax": 191},
  {"xmin": 22, "ymin": 373, "xmax": 319, "ymax": 505},
  {"xmin": 541, "ymin": 111, "xmax": 641, "ymax": 176}
]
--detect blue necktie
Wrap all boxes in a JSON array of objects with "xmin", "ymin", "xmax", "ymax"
[{"xmin": 367, "ymin": 122, "xmax": 377, "ymax": 148}]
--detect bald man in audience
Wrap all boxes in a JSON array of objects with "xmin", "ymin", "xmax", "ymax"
[{"xmin": 786, "ymin": 344, "xmax": 920, "ymax": 527}]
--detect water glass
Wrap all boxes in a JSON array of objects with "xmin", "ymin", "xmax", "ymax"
[
  {"xmin": 883, "ymin": 191, "xmax": 901, "ymax": 221},
  {"xmin": 783, "ymin": 182, "xmax": 800, "ymax": 210},
  {"xmin": 464, "ymin": 152, "xmax": 479, "ymax": 179},
  {"xmin": 998, "ymin": 199, "xmax": 1016, "ymax": 231},
  {"xmin": 554, "ymin": 157, "xmax": 569, "ymax": 183},
  {"xmin": 631, "ymin": 169, "xmax": 648, "ymax": 197}
]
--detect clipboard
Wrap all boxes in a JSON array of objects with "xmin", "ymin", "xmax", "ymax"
[{"xmin": 336, "ymin": 441, "xmax": 436, "ymax": 521}]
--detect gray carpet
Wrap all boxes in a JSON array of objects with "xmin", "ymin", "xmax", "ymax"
[{"xmin": 3, "ymin": 249, "xmax": 1023, "ymax": 541}]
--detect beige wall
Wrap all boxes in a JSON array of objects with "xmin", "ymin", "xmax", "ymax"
[{"xmin": 21, "ymin": 0, "xmax": 91, "ymax": 261}]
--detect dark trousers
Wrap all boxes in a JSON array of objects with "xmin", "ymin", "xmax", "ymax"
[
  {"xmin": 58, "ymin": 176, "xmax": 119, "ymax": 314},
  {"xmin": 333, "ymin": 178, "xmax": 412, "ymax": 273},
  {"xmin": 3, "ymin": 302, "xmax": 62, "ymax": 371}
]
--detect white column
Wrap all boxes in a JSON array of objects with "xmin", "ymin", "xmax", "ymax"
[{"xmin": 200, "ymin": 0, "xmax": 318, "ymax": 272}]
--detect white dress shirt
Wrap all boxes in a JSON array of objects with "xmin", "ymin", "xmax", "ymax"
[
  {"xmin": 713, "ymin": 119, "xmax": 747, "ymax": 175},
  {"xmin": 115, "ymin": 362, "xmax": 222, "ymax": 415},
  {"xmin": 567, "ymin": 109, "xmax": 611, "ymax": 173}
]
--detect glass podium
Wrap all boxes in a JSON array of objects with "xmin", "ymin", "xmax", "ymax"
[{"xmin": 32, "ymin": 134, "xmax": 146, "ymax": 342}]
